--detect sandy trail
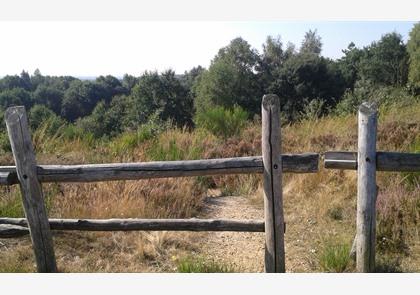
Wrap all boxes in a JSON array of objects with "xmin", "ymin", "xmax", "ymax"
[
  {"xmin": 199, "ymin": 194, "xmax": 318, "ymax": 272},
  {"xmin": 199, "ymin": 195, "xmax": 265, "ymax": 272}
]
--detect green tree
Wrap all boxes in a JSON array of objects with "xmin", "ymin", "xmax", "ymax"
[
  {"xmin": 407, "ymin": 22, "xmax": 420, "ymax": 90},
  {"xmin": 358, "ymin": 32, "xmax": 408, "ymax": 86},
  {"xmin": 29, "ymin": 104, "xmax": 65, "ymax": 132},
  {"xmin": 269, "ymin": 54, "xmax": 346, "ymax": 121},
  {"xmin": 0, "ymin": 88, "xmax": 32, "ymax": 109},
  {"xmin": 338, "ymin": 42, "xmax": 364, "ymax": 90},
  {"xmin": 194, "ymin": 37, "xmax": 262, "ymax": 115},
  {"xmin": 257, "ymin": 35, "xmax": 285, "ymax": 90},
  {"xmin": 300, "ymin": 29, "xmax": 322, "ymax": 56},
  {"xmin": 32, "ymin": 85, "xmax": 64, "ymax": 114},
  {"xmin": 127, "ymin": 70, "xmax": 193, "ymax": 128},
  {"xmin": 61, "ymin": 80, "xmax": 98, "ymax": 121}
]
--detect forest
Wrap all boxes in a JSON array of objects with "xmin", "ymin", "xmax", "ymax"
[{"xmin": 0, "ymin": 23, "xmax": 419, "ymax": 151}]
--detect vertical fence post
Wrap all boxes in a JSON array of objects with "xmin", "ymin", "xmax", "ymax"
[
  {"xmin": 261, "ymin": 94, "xmax": 285, "ymax": 273},
  {"xmin": 5, "ymin": 106, "xmax": 57, "ymax": 272},
  {"xmin": 356, "ymin": 102, "xmax": 378, "ymax": 273}
]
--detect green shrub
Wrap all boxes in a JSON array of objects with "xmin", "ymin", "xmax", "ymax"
[
  {"xmin": 176, "ymin": 256, "xmax": 236, "ymax": 273},
  {"xmin": 319, "ymin": 242, "xmax": 351, "ymax": 272},
  {"xmin": 110, "ymin": 116, "xmax": 172, "ymax": 156},
  {"xmin": 147, "ymin": 138, "xmax": 202, "ymax": 161},
  {"xmin": 195, "ymin": 106, "xmax": 248, "ymax": 139}
]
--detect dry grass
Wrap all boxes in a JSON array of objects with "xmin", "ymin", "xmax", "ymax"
[{"xmin": 0, "ymin": 101, "xmax": 419, "ymax": 272}]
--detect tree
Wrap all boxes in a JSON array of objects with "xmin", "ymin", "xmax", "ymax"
[
  {"xmin": 407, "ymin": 22, "xmax": 420, "ymax": 90},
  {"xmin": 32, "ymin": 85, "xmax": 64, "ymax": 114},
  {"xmin": 20, "ymin": 70, "xmax": 32, "ymax": 91},
  {"xmin": 122, "ymin": 74, "xmax": 139, "ymax": 92},
  {"xmin": 0, "ymin": 88, "xmax": 32, "ymax": 109},
  {"xmin": 300, "ymin": 29, "xmax": 322, "ymax": 56},
  {"xmin": 194, "ymin": 37, "xmax": 262, "ymax": 115},
  {"xmin": 257, "ymin": 35, "xmax": 285, "ymax": 90},
  {"xmin": 268, "ymin": 54, "xmax": 346, "ymax": 121},
  {"xmin": 95, "ymin": 75, "xmax": 127, "ymax": 103},
  {"xmin": 338, "ymin": 42, "xmax": 364, "ymax": 90},
  {"xmin": 29, "ymin": 104, "xmax": 65, "ymax": 132},
  {"xmin": 61, "ymin": 80, "xmax": 98, "ymax": 121},
  {"xmin": 127, "ymin": 70, "xmax": 193, "ymax": 128},
  {"xmin": 358, "ymin": 32, "xmax": 408, "ymax": 86}
]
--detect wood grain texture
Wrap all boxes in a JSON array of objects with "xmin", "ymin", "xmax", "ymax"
[
  {"xmin": 0, "ymin": 153, "xmax": 319, "ymax": 185},
  {"xmin": 261, "ymin": 94, "xmax": 285, "ymax": 273},
  {"xmin": 5, "ymin": 106, "xmax": 57, "ymax": 272},
  {"xmin": 324, "ymin": 151, "xmax": 420, "ymax": 171},
  {"xmin": 0, "ymin": 172, "xmax": 16, "ymax": 185},
  {"xmin": 356, "ymin": 102, "xmax": 377, "ymax": 273},
  {"xmin": 0, "ymin": 218, "xmax": 265, "ymax": 234},
  {"xmin": 0, "ymin": 224, "xmax": 29, "ymax": 238}
]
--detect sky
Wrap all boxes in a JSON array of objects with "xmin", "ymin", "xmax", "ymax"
[{"xmin": 0, "ymin": 21, "xmax": 416, "ymax": 77}]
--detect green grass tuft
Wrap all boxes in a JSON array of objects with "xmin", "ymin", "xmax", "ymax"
[
  {"xmin": 176, "ymin": 256, "xmax": 236, "ymax": 273},
  {"xmin": 319, "ymin": 242, "xmax": 352, "ymax": 272}
]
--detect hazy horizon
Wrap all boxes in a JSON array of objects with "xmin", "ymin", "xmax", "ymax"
[{"xmin": 0, "ymin": 21, "xmax": 416, "ymax": 77}]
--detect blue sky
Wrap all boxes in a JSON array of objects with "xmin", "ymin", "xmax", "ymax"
[
  {"xmin": 232, "ymin": 21, "xmax": 416, "ymax": 59},
  {"xmin": 0, "ymin": 21, "xmax": 417, "ymax": 77}
]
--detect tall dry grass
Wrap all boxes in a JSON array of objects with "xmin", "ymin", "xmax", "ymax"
[{"xmin": 0, "ymin": 102, "xmax": 419, "ymax": 272}]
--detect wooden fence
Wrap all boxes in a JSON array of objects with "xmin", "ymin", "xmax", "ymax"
[
  {"xmin": 324, "ymin": 102, "xmax": 420, "ymax": 272},
  {"xmin": 0, "ymin": 95, "xmax": 318, "ymax": 273},
  {"xmin": 0, "ymin": 96, "xmax": 419, "ymax": 273}
]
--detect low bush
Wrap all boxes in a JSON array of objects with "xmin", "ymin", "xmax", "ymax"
[{"xmin": 195, "ymin": 106, "xmax": 248, "ymax": 139}]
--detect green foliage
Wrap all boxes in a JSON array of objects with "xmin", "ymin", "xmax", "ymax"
[
  {"xmin": 195, "ymin": 106, "xmax": 248, "ymax": 139},
  {"xmin": 407, "ymin": 22, "xmax": 420, "ymax": 91},
  {"xmin": 109, "ymin": 113, "xmax": 169, "ymax": 156},
  {"xmin": 147, "ymin": 138, "xmax": 201, "ymax": 161},
  {"xmin": 358, "ymin": 32, "xmax": 408, "ymax": 86},
  {"xmin": 319, "ymin": 242, "xmax": 351, "ymax": 272},
  {"xmin": 176, "ymin": 256, "xmax": 236, "ymax": 273},
  {"xmin": 269, "ymin": 53, "xmax": 346, "ymax": 121},
  {"xmin": 60, "ymin": 124, "xmax": 96, "ymax": 147},
  {"xmin": 299, "ymin": 98, "xmax": 326, "ymax": 121},
  {"xmin": 29, "ymin": 104, "xmax": 66, "ymax": 133},
  {"xmin": 128, "ymin": 70, "xmax": 193, "ymax": 128},
  {"xmin": 194, "ymin": 37, "xmax": 262, "ymax": 115},
  {"xmin": 32, "ymin": 85, "xmax": 64, "ymax": 114},
  {"xmin": 0, "ymin": 88, "xmax": 32, "ymax": 109},
  {"xmin": 300, "ymin": 29, "xmax": 322, "ymax": 56}
]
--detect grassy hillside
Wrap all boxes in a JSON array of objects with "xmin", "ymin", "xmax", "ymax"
[{"xmin": 0, "ymin": 101, "xmax": 419, "ymax": 272}]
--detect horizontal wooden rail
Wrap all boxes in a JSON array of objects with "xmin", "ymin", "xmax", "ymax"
[
  {"xmin": 0, "ymin": 172, "xmax": 15, "ymax": 185},
  {"xmin": 324, "ymin": 151, "xmax": 420, "ymax": 172},
  {"xmin": 0, "ymin": 218, "xmax": 265, "ymax": 238},
  {"xmin": 0, "ymin": 153, "xmax": 318, "ymax": 185}
]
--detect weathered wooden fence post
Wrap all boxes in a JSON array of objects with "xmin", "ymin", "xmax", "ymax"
[
  {"xmin": 5, "ymin": 106, "xmax": 57, "ymax": 272},
  {"xmin": 261, "ymin": 94, "xmax": 285, "ymax": 273},
  {"xmin": 356, "ymin": 102, "xmax": 378, "ymax": 273}
]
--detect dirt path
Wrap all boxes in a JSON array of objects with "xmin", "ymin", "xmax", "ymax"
[
  {"xmin": 199, "ymin": 195, "xmax": 265, "ymax": 272},
  {"xmin": 199, "ymin": 194, "xmax": 318, "ymax": 272}
]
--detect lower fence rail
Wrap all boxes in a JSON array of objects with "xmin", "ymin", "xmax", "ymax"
[{"xmin": 0, "ymin": 218, "xmax": 266, "ymax": 238}]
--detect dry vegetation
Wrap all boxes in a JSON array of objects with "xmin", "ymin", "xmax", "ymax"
[{"xmin": 0, "ymin": 102, "xmax": 419, "ymax": 272}]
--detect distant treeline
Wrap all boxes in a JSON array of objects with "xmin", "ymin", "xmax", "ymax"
[{"xmin": 0, "ymin": 23, "xmax": 419, "ymax": 140}]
